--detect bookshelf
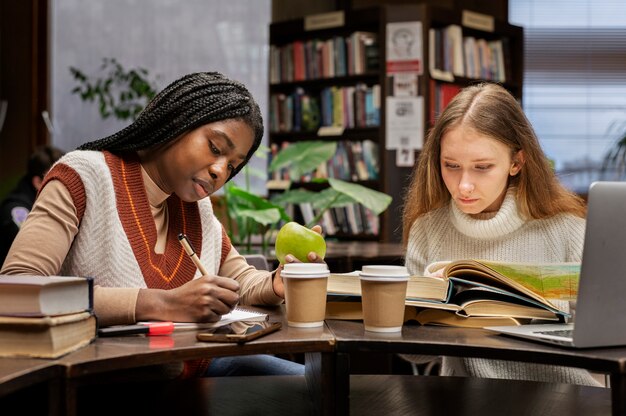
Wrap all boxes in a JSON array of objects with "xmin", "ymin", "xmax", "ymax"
[
  {"xmin": 268, "ymin": 5, "xmax": 523, "ymax": 243},
  {"xmin": 424, "ymin": 6, "xmax": 524, "ymax": 123}
]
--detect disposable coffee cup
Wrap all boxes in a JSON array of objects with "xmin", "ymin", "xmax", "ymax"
[
  {"xmin": 359, "ymin": 265, "xmax": 409, "ymax": 333},
  {"xmin": 282, "ymin": 263, "xmax": 329, "ymax": 328}
]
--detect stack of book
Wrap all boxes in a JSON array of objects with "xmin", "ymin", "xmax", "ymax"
[
  {"xmin": 0, "ymin": 275, "xmax": 96, "ymax": 358},
  {"xmin": 326, "ymin": 260, "xmax": 579, "ymax": 328}
]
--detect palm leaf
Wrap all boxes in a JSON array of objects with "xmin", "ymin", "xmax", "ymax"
[
  {"xmin": 268, "ymin": 141, "xmax": 337, "ymax": 179},
  {"xmin": 328, "ymin": 178, "xmax": 392, "ymax": 215},
  {"xmin": 238, "ymin": 208, "xmax": 282, "ymax": 225},
  {"xmin": 226, "ymin": 185, "xmax": 290, "ymax": 221}
]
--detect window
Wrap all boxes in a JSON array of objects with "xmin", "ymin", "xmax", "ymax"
[
  {"xmin": 510, "ymin": 0, "xmax": 626, "ymax": 193},
  {"xmin": 52, "ymin": 0, "xmax": 271, "ymax": 193}
]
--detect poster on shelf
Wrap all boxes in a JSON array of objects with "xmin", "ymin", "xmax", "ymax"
[
  {"xmin": 391, "ymin": 73, "xmax": 418, "ymax": 97},
  {"xmin": 385, "ymin": 96, "xmax": 423, "ymax": 154},
  {"xmin": 396, "ymin": 147, "xmax": 415, "ymax": 167},
  {"xmin": 386, "ymin": 21, "xmax": 423, "ymax": 75}
]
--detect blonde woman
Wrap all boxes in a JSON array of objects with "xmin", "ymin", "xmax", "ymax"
[{"xmin": 401, "ymin": 82, "xmax": 599, "ymax": 386}]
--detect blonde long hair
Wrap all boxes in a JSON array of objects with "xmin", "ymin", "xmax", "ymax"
[{"xmin": 402, "ymin": 82, "xmax": 586, "ymax": 244}]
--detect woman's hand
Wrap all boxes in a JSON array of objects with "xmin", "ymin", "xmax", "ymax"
[
  {"xmin": 424, "ymin": 260, "xmax": 451, "ymax": 277},
  {"xmin": 272, "ymin": 225, "xmax": 326, "ymax": 298},
  {"xmin": 137, "ymin": 275, "xmax": 240, "ymax": 323}
]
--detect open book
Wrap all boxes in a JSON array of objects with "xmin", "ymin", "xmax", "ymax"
[
  {"xmin": 328, "ymin": 271, "xmax": 450, "ymax": 302},
  {"xmin": 326, "ymin": 260, "xmax": 580, "ymax": 327}
]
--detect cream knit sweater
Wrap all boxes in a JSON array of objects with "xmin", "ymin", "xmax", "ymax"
[
  {"xmin": 404, "ymin": 188, "xmax": 601, "ymax": 386},
  {"xmin": 57, "ymin": 150, "xmax": 222, "ymax": 288}
]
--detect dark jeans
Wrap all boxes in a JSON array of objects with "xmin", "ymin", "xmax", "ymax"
[{"xmin": 205, "ymin": 354, "xmax": 305, "ymax": 377}]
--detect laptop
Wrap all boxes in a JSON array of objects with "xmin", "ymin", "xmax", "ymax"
[{"xmin": 484, "ymin": 181, "xmax": 626, "ymax": 348}]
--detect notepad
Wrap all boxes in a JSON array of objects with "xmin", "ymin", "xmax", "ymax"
[{"xmin": 138, "ymin": 307, "xmax": 268, "ymax": 332}]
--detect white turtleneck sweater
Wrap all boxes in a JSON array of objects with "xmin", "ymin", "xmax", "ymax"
[{"xmin": 404, "ymin": 188, "xmax": 601, "ymax": 386}]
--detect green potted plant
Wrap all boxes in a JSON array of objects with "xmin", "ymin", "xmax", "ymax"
[
  {"xmin": 221, "ymin": 145, "xmax": 291, "ymax": 254},
  {"xmin": 268, "ymin": 140, "xmax": 391, "ymax": 226},
  {"xmin": 221, "ymin": 140, "xmax": 392, "ymax": 255},
  {"xmin": 69, "ymin": 58, "xmax": 158, "ymax": 122}
]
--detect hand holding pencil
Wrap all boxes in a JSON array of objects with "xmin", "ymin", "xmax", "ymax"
[
  {"xmin": 178, "ymin": 233, "xmax": 209, "ymax": 276},
  {"xmin": 177, "ymin": 233, "xmax": 240, "ymax": 318}
]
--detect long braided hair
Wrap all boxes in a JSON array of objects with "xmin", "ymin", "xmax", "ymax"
[{"xmin": 78, "ymin": 71, "xmax": 263, "ymax": 179}]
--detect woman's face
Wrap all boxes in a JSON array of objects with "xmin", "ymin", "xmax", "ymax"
[
  {"xmin": 440, "ymin": 125, "xmax": 521, "ymax": 215},
  {"xmin": 143, "ymin": 119, "xmax": 254, "ymax": 202}
]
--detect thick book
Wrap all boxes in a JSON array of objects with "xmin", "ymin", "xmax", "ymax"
[
  {"xmin": 410, "ymin": 308, "xmax": 526, "ymax": 329},
  {"xmin": 327, "ymin": 260, "xmax": 579, "ymax": 327},
  {"xmin": 406, "ymin": 260, "xmax": 579, "ymax": 323},
  {"xmin": 0, "ymin": 311, "xmax": 96, "ymax": 359},
  {"xmin": 0, "ymin": 275, "xmax": 93, "ymax": 317},
  {"xmin": 324, "ymin": 302, "xmax": 525, "ymax": 328},
  {"xmin": 327, "ymin": 271, "xmax": 450, "ymax": 302}
]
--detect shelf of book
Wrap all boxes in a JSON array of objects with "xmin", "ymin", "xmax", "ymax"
[
  {"xmin": 268, "ymin": 5, "xmax": 523, "ymax": 243},
  {"xmin": 423, "ymin": 6, "xmax": 524, "ymax": 126},
  {"xmin": 269, "ymin": 7, "xmax": 385, "ymax": 241}
]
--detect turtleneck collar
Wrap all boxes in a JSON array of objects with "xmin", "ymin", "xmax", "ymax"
[
  {"xmin": 449, "ymin": 187, "xmax": 525, "ymax": 240},
  {"xmin": 141, "ymin": 164, "xmax": 170, "ymax": 208}
]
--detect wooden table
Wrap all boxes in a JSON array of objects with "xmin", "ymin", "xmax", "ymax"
[
  {"xmin": 2, "ymin": 306, "xmax": 625, "ymax": 416},
  {"xmin": 54, "ymin": 305, "xmax": 335, "ymax": 416},
  {"xmin": 325, "ymin": 319, "xmax": 626, "ymax": 416},
  {"xmin": 0, "ymin": 359, "xmax": 62, "ymax": 415}
]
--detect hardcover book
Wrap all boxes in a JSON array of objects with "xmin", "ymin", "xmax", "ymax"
[
  {"xmin": 0, "ymin": 275, "xmax": 93, "ymax": 317},
  {"xmin": 0, "ymin": 311, "xmax": 96, "ymax": 358},
  {"xmin": 326, "ymin": 260, "xmax": 579, "ymax": 327},
  {"xmin": 328, "ymin": 271, "xmax": 450, "ymax": 302}
]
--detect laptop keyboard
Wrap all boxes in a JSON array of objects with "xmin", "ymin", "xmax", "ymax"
[{"xmin": 535, "ymin": 329, "xmax": 573, "ymax": 338}]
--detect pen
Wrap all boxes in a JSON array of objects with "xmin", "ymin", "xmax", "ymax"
[
  {"xmin": 178, "ymin": 233, "xmax": 239, "ymax": 311},
  {"xmin": 178, "ymin": 233, "xmax": 209, "ymax": 276},
  {"xmin": 98, "ymin": 321, "xmax": 175, "ymax": 337}
]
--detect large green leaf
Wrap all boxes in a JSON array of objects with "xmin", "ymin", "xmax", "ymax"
[
  {"xmin": 268, "ymin": 141, "xmax": 337, "ymax": 179},
  {"xmin": 227, "ymin": 185, "xmax": 268, "ymax": 207},
  {"xmin": 238, "ymin": 208, "xmax": 282, "ymax": 225},
  {"xmin": 270, "ymin": 181, "xmax": 391, "ymax": 214},
  {"xmin": 271, "ymin": 187, "xmax": 356, "ymax": 209},
  {"xmin": 311, "ymin": 187, "xmax": 355, "ymax": 209},
  {"xmin": 271, "ymin": 188, "xmax": 318, "ymax": 205},
  {"xmin": 328, "ymin": 178, "xmax": 392, "ymax": 215},
  {"xmin": 226, "ymin": 185, "xmax": 291, "ymax": 221},
  {"xmin": 242, "ymin": 166, "xmax": 267, "ymax": 181}
]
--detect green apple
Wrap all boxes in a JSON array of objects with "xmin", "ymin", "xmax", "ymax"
[{"xmin": 275, "ymin": 222, "xmax": 326, "ymax": 264}]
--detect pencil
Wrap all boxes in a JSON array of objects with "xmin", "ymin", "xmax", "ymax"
[{"xmin": 178, "ymin": 233, "xmax": 209, "ymax": 276}]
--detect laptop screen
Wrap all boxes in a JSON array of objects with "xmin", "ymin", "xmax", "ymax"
[{"xmin": 572, "ymin": 181, "xmax": 626, "ymax": 347}]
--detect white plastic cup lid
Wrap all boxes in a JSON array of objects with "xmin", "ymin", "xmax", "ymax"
[
  {"xmin": 359, "ymin": 265, "xmax": 410, "ymax": 281},
  {"xmin": 282, "ymin": 262, "xmax": 330, "ymax": 278}
]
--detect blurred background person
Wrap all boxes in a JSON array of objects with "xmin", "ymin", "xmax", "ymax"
[{"xmin": 0, "ymin": 145, "xmax": 65, "ymax": 265}]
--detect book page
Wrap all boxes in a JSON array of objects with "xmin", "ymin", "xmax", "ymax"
[
  {"xmin": 478, "ymin": 260, "xmax": 579, "ymax": 300},
  {"xmin": 452, "ymin": 287, "xmax": 561, "ymax": 320},
  {"xmin": 443, "ymin": 260, "xmax": 577, "ymax": 309},
  {"xmin": 448, "ymin": 276, "xmax": 566, "ymax": 315}
]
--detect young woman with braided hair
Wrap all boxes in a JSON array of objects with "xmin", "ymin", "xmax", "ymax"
[{"xmin": 2, "ymin": 72, "xmax": 315, "ymax": 377}]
